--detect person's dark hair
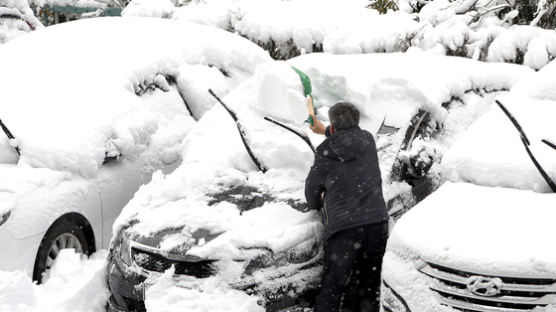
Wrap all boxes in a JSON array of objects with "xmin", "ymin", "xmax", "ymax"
[{"xmin": 328, "ymin": 101, "xmax": 360, "ymax": 130}]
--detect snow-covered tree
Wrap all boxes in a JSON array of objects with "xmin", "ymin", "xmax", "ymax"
[{"xmin": 0, "ymin": 0, "xmax": 43, "ymax": 44}]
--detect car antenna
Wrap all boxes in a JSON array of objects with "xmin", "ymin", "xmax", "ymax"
[
  {"xmin": 0, "ymin": 117, "xmax": 20, "ymax": 155},
  {"xmin": 496, "ymin": 100, "xmax": 556, "ymax": 192},
  {"xmin": 263, "ymin": 116, "xmax": 316, "ymax": 154},
  {"xmin": 208, "ymin": 89, "xmax": 267, "ymax": 173}
]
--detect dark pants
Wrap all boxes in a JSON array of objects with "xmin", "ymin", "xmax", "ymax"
[{"xmin": 314, "ymin": 222, "xmax": 388, "ymax": 312}]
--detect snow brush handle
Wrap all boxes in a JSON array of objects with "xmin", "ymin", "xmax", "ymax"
[
  {"xmin": 307, "ymin": 95, "xmax": 315, "ymax": 126},
  {"xmin": 291, "ymin": 66, "xmax": 315, "ymax": 126}
]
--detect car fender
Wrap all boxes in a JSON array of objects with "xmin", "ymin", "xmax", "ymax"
[{"xmin": 1, "ymin": 166, "xmax": 102, "ymax": 246}]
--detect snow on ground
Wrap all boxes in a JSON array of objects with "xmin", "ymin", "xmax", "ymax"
[
  {"xmin": 442, "ymin": 59, "xmax": 556, "ymax": 192},
  {"xmin": 0, "ymin": 250, "xmax": 108, "ymax": 312}
]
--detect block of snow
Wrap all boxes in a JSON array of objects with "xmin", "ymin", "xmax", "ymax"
[{"xmin": 253, "ymin": 62, "xmax": 307, "ymax": 125}]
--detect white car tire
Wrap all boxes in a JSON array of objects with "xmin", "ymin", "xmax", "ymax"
[{"xmin": 32, "ymin": 216, "xmax": 92, "ymax": 283}]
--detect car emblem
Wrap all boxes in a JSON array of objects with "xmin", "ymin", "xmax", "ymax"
[{"xmin": 466, "ymin": 275, "xmax": 503, "ymax": 297}]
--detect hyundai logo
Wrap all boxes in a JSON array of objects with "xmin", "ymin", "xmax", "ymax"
[{"xmin": 466, "ymin": 276, "xmax": 503, "ymax": 297}]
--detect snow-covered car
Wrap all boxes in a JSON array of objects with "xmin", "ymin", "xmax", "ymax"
[
  {"xmin": 381, "ymin": 60, "xmax": 556, "ymax": 312},
  {"xmin": 0, "ymin": 17, "xmax": 270, "ymax": 283},
  {"xmin": 106, "ymin": 51, "xmax": 532, "ymax": 312}
]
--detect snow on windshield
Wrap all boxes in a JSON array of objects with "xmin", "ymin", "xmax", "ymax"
[
  {"xmin": 0, "ymin": 17, "xmax": 270, "ymax": 178},
  {"xmin": 441, "ymin": 59, "xmax": 556, "ymax": 192},
  {"xmin": 116, "ymin": 51, "xmax": 532, "ymax": 237}
]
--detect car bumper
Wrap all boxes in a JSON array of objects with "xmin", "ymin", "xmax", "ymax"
[
  {"xmin": 381, "ymin": 250, "xmax": 556, "ymax": 312},
  {"xmin": 380, "ymin": 250, "xmax": 443, "ymax": 312},
  {"xmin": 107, "ymin": 255, "xmax": 148, "ymax": 312}
]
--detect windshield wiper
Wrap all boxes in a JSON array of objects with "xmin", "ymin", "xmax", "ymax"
[
  {"xmin": 0, "ymin": 117, "xmax": 20, "ymax": 155},
  {"xmin": 542, "ymin": 139, "xmax": 556, "ymax": 151},
  {"xmin": 496, "ymin": 100, "xmax": 556, "ymax": 192},
  {"xmin": 208, "ymin": 89, "xmax": 267, "ymax": 173},
  {"xmin": 263, "ymin": 116, "xmax": 316, "ymax": 154}
]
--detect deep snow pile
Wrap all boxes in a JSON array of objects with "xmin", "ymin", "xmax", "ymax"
[
  {"xmin": 0, "ymin": 17, "xmax": 270, "ymax": 178},
  {"xmin": 442, "ymin": 59, "xmax": 556, "ymax": 192},
  {"xmin": 0, "ymin": 250, "xmax": 108, "ymax": 312},
  {"xmin": 0, "ymin": 0, "xmax": 43, "ymax": 44},
  {"xmin": 113, "ymin": 52, "xmax": 531, "ymax": 310},
  {"xmin": 123, "ymin": 0, "xmax": 556, "ymax": 69}
]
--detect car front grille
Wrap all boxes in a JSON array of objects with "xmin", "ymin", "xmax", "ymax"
[
  {"xmin": 131, "ymin": 248, "xmax": 216, "ymax": 278},
  {"xmin": 419, "ymin": 261, "xmax": 556, "ymax": 312}
]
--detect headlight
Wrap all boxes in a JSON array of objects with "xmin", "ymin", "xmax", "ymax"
[
  {"xmin": 381, "ymin": 280, "xmax": 411, "ymax": 312},
  {"xmin": 0, "ymin": 211, "xmax": 10, "ymax": 227},
  {"xmin": 119, "ymin": 233, "xmax": 132, "ymax": 266}
]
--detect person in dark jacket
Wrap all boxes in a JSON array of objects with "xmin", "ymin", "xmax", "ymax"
[{"xmin": 305, "ymin": 100, "xmax": 388, "ymax": 312}]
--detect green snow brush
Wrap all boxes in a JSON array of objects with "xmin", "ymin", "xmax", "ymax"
[{"xmin": 291, "ymin": 66, "xmax": 315, "ymax": 126}]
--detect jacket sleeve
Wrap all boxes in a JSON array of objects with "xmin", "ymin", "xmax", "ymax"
[{"xmin": 305, "ymin": 152, "xmax": 327, "ymax": 211}]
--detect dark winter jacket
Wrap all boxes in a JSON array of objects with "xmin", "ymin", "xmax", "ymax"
[{"xmin": 305, "ymin": 126, "xmax": 388, "ymax": 241}]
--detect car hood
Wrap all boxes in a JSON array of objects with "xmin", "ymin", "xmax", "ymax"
[
  {"xmin": 127, "ymin": 226, "xmax": 223, "ymax": 256},
  {"xmin": 389, "ymin": 182, "xmax": 556, "ymax": 278},
  {"xmin": 123, "ymin": 179, "xmax": 323, "ymax": 260}
]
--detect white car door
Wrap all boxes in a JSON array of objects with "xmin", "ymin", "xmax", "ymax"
[
  {"xmin": 97, "ymin": 78, "xmax": 189, "ymax": 248},
  {"xmin": 97, "ymin": 157, "xmax": 150, "ymax": 248}
]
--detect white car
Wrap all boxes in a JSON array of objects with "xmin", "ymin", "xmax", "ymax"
[
  {"xmin": 381, "ymin": 59, "xmax": 556, "ymax": 312},
  {"xmin": 0, "ymin": 17, "xmax": 270, "ymax": 283}
]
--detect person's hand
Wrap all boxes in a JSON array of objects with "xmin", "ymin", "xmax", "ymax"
[
  {"xmin": 307, "ymin": 96, "xmax": 326, "ymax": 135},
  {"xmin": 310, "ymin": 115, "xmax": 326, "ymax": 135}
]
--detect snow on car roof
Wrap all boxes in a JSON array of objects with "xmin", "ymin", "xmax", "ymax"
[
  {"xmin": 0, "ymin": 17, "xmax": 270, "ymax": 177},
  {"xmin": 390, "ymin": 182, "xmax": 556, "ymax": 278},
  {"xmin": 441, "ymin": 60, "xmax": 556, "ymax": 192}
]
